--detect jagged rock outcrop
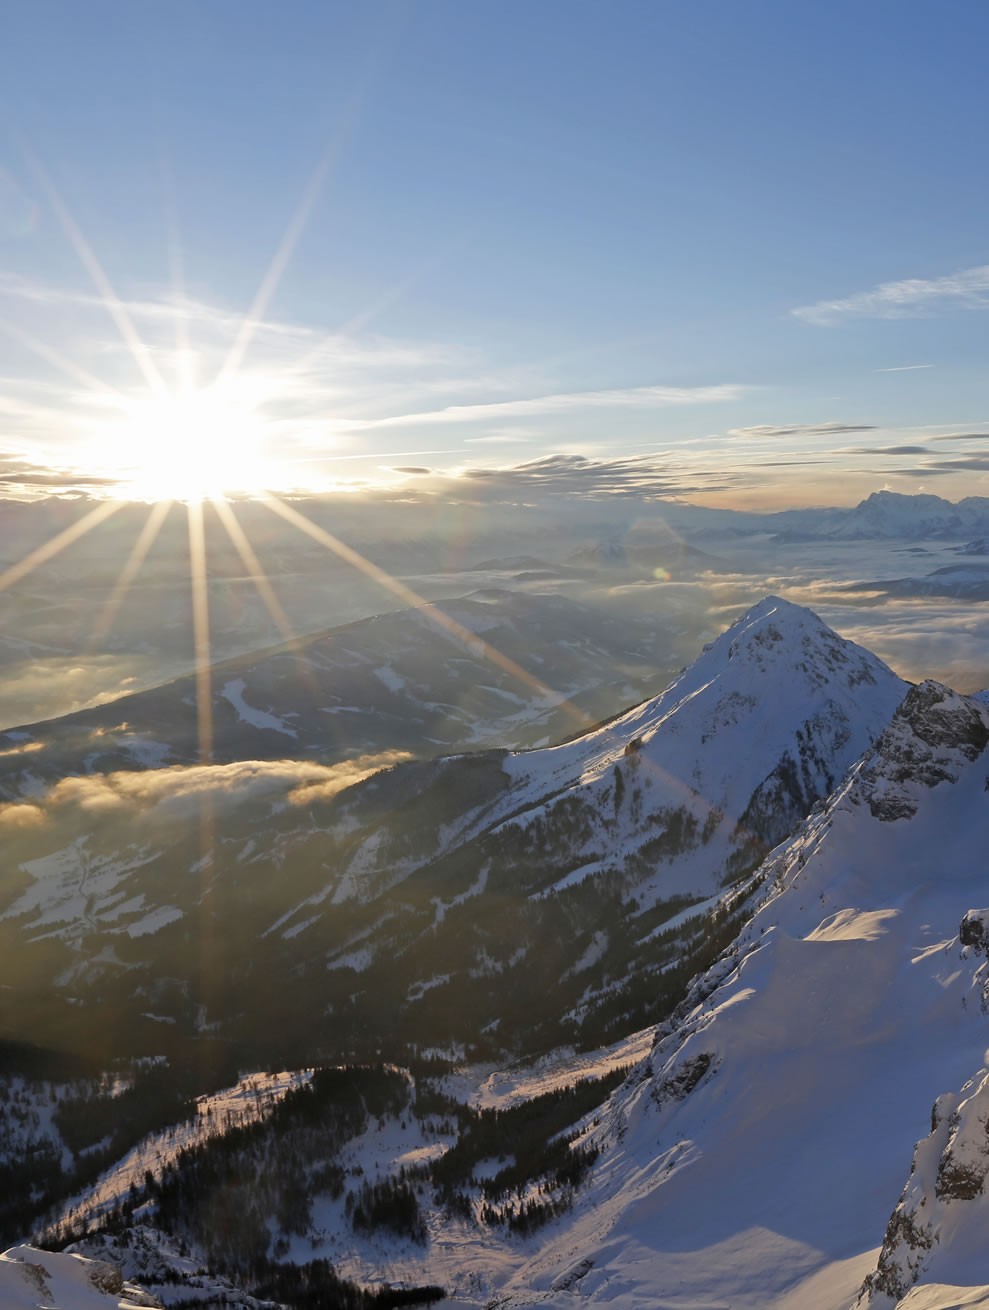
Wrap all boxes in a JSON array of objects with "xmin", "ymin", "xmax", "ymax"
[
  {"xmin": 860, "ymin": 681, "xmax": 989, "ymax": 821},
  {"xmin": 855, "ymin": 1070, "xmax": 989, "ymax": 1307},
  {"xmin": 960, "ymin": 908, "xmax": 989, "ymax": 955}
]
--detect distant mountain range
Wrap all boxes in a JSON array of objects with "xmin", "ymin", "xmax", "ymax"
[{"xmin": 764, "ymin": 490, "xmax": 989, "ymax": 541}]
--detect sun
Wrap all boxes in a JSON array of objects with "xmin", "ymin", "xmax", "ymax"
[{"xmin": 102, "ymin": 383, "xmax": 272, "ymax": 502}]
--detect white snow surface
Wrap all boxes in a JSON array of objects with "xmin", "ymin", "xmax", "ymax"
[
  {"xmin": 490, "ymin": 681, "xmax": 989, "ymax": 1309},
  {"xmin": 0, "ymin": 1246, "xmax": 155, "ymax": 1310},
  {"xmin": 220, "ymin": 678, "xmax": 297, "ymax": 737}
]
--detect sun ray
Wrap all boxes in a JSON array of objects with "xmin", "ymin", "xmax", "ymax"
[
  {"xmin": 214, "ymin": 144, "xmax": 337, "ymax": 388},
  {"xmin": 86, "ymin": 499, "xmax": 172, "ymax": 651},
  {"xmin": 0, "ymin": 319, "xmax": 124, "ymax": 402},
  {"xmin": 284, "ymin": 260, "xmax": 437, "ymax": 381},
  {"xmin": 161, "ymin": 161, "xmax": 195, "ymax": 396},
  {"xmin": 21, "ymin": 145, "xmax": 168, "ymax": 397},
  {"xmin": 186, "ymin": 499, "xmax": 214, "ymax": 764},
  {"xmin": 261, "ymin": 493, "xmax": 590, "ymax": 720},
  {"xmin": 260, "ymin": 495, "xmax": 743, "ymax": 830},
  {"xmin": 0, "ymin": 499, "xmax": 121, "ymax": 595},
  {"xmin": 210, "ymin": 498, "xmax": 325, "ymax": 703},
  {"xmin": 210, "ymin": 498, "xmax": 296, "ymax": 646}
]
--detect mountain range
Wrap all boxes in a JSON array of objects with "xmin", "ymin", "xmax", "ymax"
[
  {"xmin": 0, "ymin": 596, "xmax": 904, "ymax": 1066},
  {"xmin": 4, "ymin": 591, "xmax": 989, "ymax": 1308}
]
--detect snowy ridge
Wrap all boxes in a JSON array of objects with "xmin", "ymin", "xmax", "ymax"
[
  {"xmin": 494, "ymin": 681, "xmax": 989, "ymax": 1309},
  {"xmin": 0, "ymin": 1245, "xmax": 157, "ymax": 1310}
]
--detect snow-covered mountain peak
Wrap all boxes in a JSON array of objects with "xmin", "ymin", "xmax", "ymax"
[
  {"xmin": 463, "ymin": 596, "xmax": 910, "ymax": 915},
  {"xmin": 695, "ymin": 594, "xmax": 891, "ymax": 691}
]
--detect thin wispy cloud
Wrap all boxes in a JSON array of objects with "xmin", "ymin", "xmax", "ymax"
[
  {"xmin": 350, "ymin": 383, "xmax": 747, "ymax": 432},
  {"xmin": 432, "ymin": 452, "xmax": 738, "ymax": 501},
  {"xmin": 914, "ymin": 454, "xmax": 989, "ymax": 473},
  {"xmin": 845, "ymin": 445, "xmax": 932, "ymax": 457},
  {"xmin": 464, "ymin": 426, "xmax": 543, "ymax": 445},
  {"xmin": 793, "ymin": 264, "xmax": 989, "ymax": 325},
  {"xmin": 876, "ymin": 364, "xmax": 934, "ymax": 372},
  {"xmin": 728, "ymin": 422, "xmax": 876, "ymax": 438}
]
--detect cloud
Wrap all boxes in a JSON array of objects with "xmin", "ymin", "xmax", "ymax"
[
  {"xmin": 391, "ymin": 466, "xmax": 431, "ymax": 475},
  {"xmin": 728, "ymin": 423, "xmax": 876, "ymax": 438},
  {"xmin": 794, "ymin": 264, "xmax": 989, "ymax": 325},
  {"xmin": 929, "ymin": 432, "xmax": 989, "ymax": 443},
  {"xmin": 918, "ymin": 455, "xmax": 989, "ymax": 472},
  {"xmin": 464, "ymin": 427, "xmax": 542, "ymax": 445},
  {"xmin": 0, "ymin": 464, "xmax": 120, "ymax": 489},
  {"xmin": 435, "ymin": 452, "xmax": 737, "ymax": 501},
  {"xmin": 886, "ymin": 467, "xmax": 956, "ymax": 478},
  {"xmin": 350, "ymin": 383, "xmax": 747, "ymax": 432},
  {"xmin": 845, "ymin": 445, "xmax": 932, "ymax": 456},
  {"xmin": 286, "ymin": 753, "xmax": 410, "ymax": 805},
  {"xmin": 0, "ymin": 803, "xmax": 44, "ymax": 830},
  {"xmin": 0, "ymin": 752, "xmax": 411, "ymax": 830},
  {"xmin": 876, "ymin": 364, "xmax": 934, "ymax": 372},
  {"xmin": 0, "ymin": 271, "xmax": 747, "ymax": 497}
]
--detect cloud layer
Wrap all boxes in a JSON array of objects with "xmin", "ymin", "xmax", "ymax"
[
  {"xmin": 0, "ymin": 752, "xmax": 409, "ymax": 831},
  {"xmin": 729, "ymin": 423, "xmax": 876, "ymax": 438}
]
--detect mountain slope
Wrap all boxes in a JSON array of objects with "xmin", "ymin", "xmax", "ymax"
[
  {"xmin": 0, "ymin": 588, "xmax": 688, "ymax": 796},
  {"xmin": 0, "ymin": 597, "xmax": 905, "ymax": 1064},
  {"xmin": 493, "ymin": 680, "xmax": 989, "ymax": 1309}
]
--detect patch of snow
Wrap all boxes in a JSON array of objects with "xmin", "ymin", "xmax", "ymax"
[
  {"xmin": 373, "ymin": 666, "xmax": 407, "ymax": 694},
  {"xmin": 220, "ymin": 678, "xmax": 297, "ymax": 737},
  {"xmin": 124, "ymin": 905, "xmax": 182, "ymax": 938}
]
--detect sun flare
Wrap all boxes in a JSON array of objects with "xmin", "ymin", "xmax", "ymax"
[{"xmin": 101, "ymin": 384, "xmax": 271, "ymax": 502}]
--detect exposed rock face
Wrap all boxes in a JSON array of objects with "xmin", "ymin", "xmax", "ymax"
[
  {"xmin": 857, "ymin": 1074, "xmax": 989, "ymax": 1307},
  {"xmin": 84, "ymin": 1260, "xmax": 124, "ymax": 1296},
  {"xmin": 651, "ymin": 1051, "xmax": 715, "ymax": 1107},
  {"xmin": 861, "ymin": 681, "xmax": 989, "ymax": 821},
  {"xmin": 959, "ymin": 908, "xmax": 989, "ymax": 955}
]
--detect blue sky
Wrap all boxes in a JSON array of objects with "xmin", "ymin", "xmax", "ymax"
[{"xmin": 2, "ymin": 0, "xmax": 989, "ymax": 506}]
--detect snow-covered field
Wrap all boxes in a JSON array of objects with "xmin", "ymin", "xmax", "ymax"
[{"xmin": 440, "ymin": 1026, "xmax": 654, "ymax": 1112}]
